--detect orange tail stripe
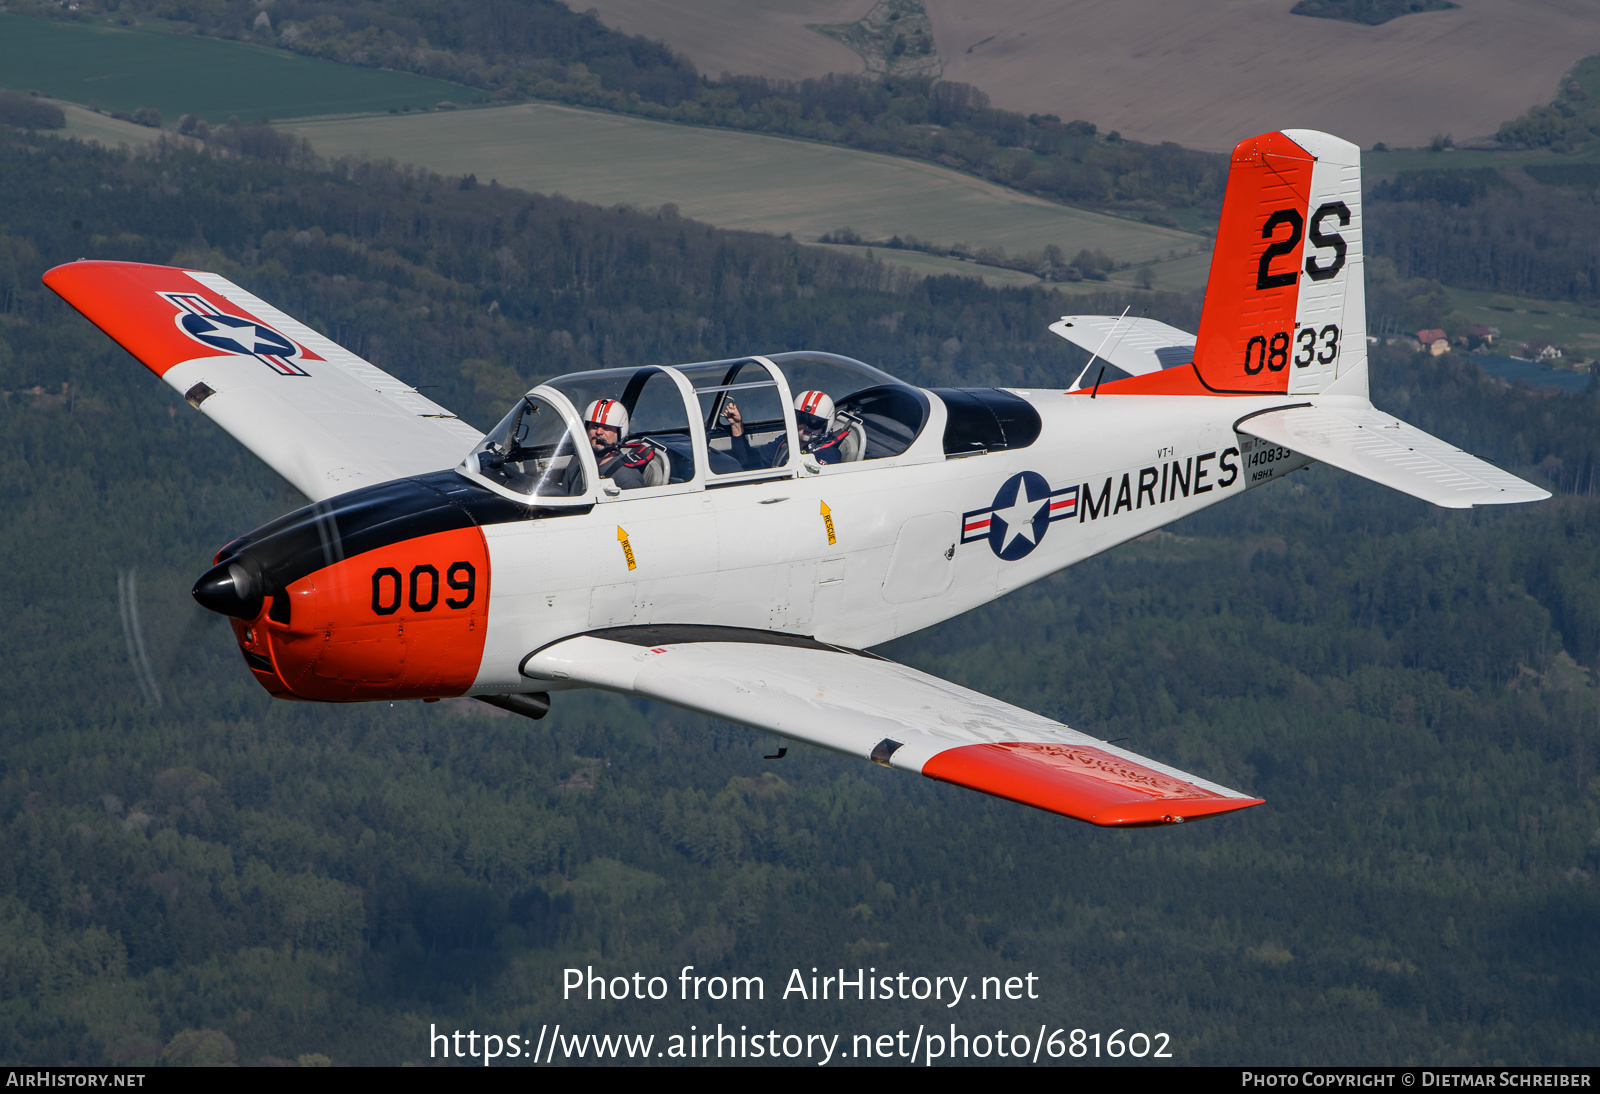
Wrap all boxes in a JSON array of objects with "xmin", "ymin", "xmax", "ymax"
[{"xmin": 1192, "ymin": 131, "xmax": 1315, "ymax": 395}]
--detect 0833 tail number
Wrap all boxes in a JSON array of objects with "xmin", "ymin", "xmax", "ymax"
[{"xmin": 1244, "ymin": 324, "xmax": 1340, "ymax": 374}]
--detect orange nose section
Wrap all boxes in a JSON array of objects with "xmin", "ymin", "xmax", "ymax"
[{"xmin": 237, "ymin": 526, "xmax": 491, "ymax": 701}]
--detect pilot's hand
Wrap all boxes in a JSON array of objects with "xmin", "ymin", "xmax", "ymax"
[{"xmin": 723, "ymin": 399, "xmax": 743, "ymax": 436}]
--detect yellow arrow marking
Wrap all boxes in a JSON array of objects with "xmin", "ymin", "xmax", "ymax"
[
  {"xmin": 617, "ymin": 526, "xmax": 637, "ymax": 571},
  {"xmin": 820, "ymin": 501, "xmax": 837, "ymax": 546}
]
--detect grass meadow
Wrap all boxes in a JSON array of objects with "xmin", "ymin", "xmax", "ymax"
[
  {"xmin": 0, "ymin": 12, "xmax": 471, "ymax": 124},
  {"xmin": 55, "ymin": 101, "xmax": 168, "ymax": 148},
  {"xmin": 1446, "ymin": 286, "xmax": 1600, "ymax": 356},
  {"xmin": 288, "ymin": 103, "xmax": 1212, "ymax": 289}
]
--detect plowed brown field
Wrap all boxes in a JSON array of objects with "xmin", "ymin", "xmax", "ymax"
[{"xmin": 572, "ymin": 0, "xmax": 1600, "ymax": 152}]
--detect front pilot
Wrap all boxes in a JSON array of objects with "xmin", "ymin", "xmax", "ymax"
[{"xmin": 573, "ymin": 398, "xmax": 656, "ymax": 492}]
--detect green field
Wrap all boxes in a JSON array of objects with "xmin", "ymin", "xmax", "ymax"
[
  {"xmin": 0, "ymin": 12, "xmax": 472, "ymax": 124},
  {"xmin": 1447, "ymin": 285, "xmax": 1600, "ymax": 355},
  {"xmin": 818, "ymin": 243, "xmax": 1050, "ymax": 289},
  {"xmin": 288, "ymin": 104, "xmax": 1212, "ymax": 289},
  {"xmin": 55, "ymin": 100, "xmax": 165, "ymax": 148}
]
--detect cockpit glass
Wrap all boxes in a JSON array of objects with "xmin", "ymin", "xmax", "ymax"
[
  {"xmin": 543, "ymin": 366, "xmax": 696, "ymax": 487},
  {"xmin": 678, "ymin": 358, "xmax": 790, "ymax": 475},
  {"xmin": 466, "ymin": 394, "xmax": 585, "ymax": 498},
  {"xmin": 766, "ymin": 351, "xmax": 930, "ymax": 461}
]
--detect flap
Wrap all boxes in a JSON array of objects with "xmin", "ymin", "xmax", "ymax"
[
  {"xmin": 44, "ymin": 261, "xmax": 482, "ymax": 502},
  {"xmin": 522, "ymin": 626, "xmax": 1262, "ymax": 827},
  {"xmin": 1237, "ymin": 403, "xmax": 1549, "ymax": 509},
  {"xmin": 1048, "ymin": 315, "xmax": 1196, "ymax": 381}
]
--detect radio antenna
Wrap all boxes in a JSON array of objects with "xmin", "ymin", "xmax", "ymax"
[{"xmin": 1072, "ymin": 305, "xmax": 1146, "ymax": 390}]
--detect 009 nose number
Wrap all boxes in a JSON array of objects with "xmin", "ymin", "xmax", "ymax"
[{"xmin": 371, "ymin": 562, "xmax": 476, "ymax": 615}]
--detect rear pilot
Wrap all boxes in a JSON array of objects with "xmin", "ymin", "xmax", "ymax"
[{"xmin": 725, "ymin": 390, "xmax": 849, "ymax": 469}]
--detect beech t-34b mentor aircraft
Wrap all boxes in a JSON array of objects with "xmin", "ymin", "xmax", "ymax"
[{"xmin": 45, "ymin": 129, "xmax": 1547, "ymax": 828}]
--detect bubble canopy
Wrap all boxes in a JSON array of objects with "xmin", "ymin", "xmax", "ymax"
[{"xmin": 458, "ymin": 353, "xmax": 930, "ymax": 503}]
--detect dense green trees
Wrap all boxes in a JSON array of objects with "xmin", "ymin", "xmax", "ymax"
[
  {"xmin": 1367, "ymin": 166, "xmax": 1600, "ymax": 304},
  {"xmin": 1, "ymin": 128, "xmax": 1597, "ymax": 1065},
  {"xmin": 1289, "ymin": 0, "xmax": 1459, "ymax": 26},
  {"xmin": 0, "ymin": 91, "xmax": 65, "ymax": 130}
]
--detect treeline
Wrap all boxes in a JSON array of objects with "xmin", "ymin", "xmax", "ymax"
[
  {"xmin": 1289, "ymin": 0, "xmax": 1460, "ymax": 26},
  {"xmin": 1366, "ymin": 166, "xmax": 1600, "ymax": 303},
  {"xmin": 6, "ymin": 0, "xmax": 1228, "ymax": 212},
  {"xmin": 1496, "ymin": 81, "xmax": 1600, "ymax": 153},
  {"xmin": 0, "ymin": 91, "xmax": 65, "ymax": 130},
  {"xmin": 818, "ymin": 228, "xmax": 1119, "ymax": 284},
  {"xmin": 1, "ymin": 128, "xmax": 1598, "ymax": 1066}
]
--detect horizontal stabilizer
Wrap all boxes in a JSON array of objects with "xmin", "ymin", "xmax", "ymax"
[
  {"xmin": 1237, "ymin": 403, "xmax": 1549, "ymax": 508},
  {"xmin": 522, "ymin": 627, "xmax": 1262, "ymax": 827},
  {"xmin": 1049, "ymin": 315, "xmax": 1196, "ymax": 382}
]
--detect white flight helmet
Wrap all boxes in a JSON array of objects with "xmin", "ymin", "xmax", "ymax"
[
  {"xmin": 793, "ymin": 390, "xmax": 835, "ymax": 431},
  {"xmin": 584, "ymin": 398, "xmax": 630, "ymax": 437}
]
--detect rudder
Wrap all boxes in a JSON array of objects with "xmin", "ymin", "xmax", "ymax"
[{"xmin": 1193, "ymin": 130, "xmax": 1365, "ymax": 397}]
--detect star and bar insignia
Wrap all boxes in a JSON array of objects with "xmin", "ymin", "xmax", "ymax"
[
  {"xmin": 962, "ymin": 471, "xmax": 1078, "ymax": 561},
  {"xmin": 163, "ymin": 291, "xmax": 313, "ymax": 376}
]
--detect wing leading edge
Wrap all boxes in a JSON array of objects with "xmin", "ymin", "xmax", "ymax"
[
  {"xmin": 522, "ymin": 627, "xmax": 1263, "ymax": 827},
  {"xmin": 44, "ymin": 261, "xmax": 482, "ymax": 502}
]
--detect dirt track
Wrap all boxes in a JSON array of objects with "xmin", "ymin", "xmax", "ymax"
[{"xmin": 569, "ymin": 0, "xmax": 1600, "ymax": 152}]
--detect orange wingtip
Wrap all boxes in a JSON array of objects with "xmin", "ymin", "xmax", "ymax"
[
  {"xmin": 922, "ymin": 741, "xmax": 1263, "ymax": 827},
  {"xmin": 42, "ymin": 260, "xmax": 321, "ymax": 380}
]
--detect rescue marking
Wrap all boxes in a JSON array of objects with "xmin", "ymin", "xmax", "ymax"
[
  {"xmin": 962, "ymin": 472, "xmax": 1078, "ymax": 561},
  {"xmin": 820, "ymin": 501, "xmax": 837, "ymax": 546},
  {"xmin": 617, "ymin": 526, "xmax": 637, "ymax": 571}
]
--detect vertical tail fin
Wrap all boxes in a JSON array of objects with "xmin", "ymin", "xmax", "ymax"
[{"xmin": 1193, "ymin": 130, "xmax": 1366, "ymax": 397}]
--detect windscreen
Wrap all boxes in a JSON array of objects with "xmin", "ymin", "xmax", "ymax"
[{"xmin": 465, "ymin": 394, "xmax": 585, "ymax": 498}]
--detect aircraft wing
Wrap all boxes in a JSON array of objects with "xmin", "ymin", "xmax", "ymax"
[
  {"xmin": 1048, "ymin": 315, "xmax": 1196, "ymax": 379},
  {"xmin": 1237, "ymin": 403, "xmax": 1550, "ymax": 508},
  {"xmin": 522, "ymin": 627, "xmax": 1263, "ymax": 827},
  {"xmin": 44, "ymin": 261, "xmax": 482, "ymax": 502}
]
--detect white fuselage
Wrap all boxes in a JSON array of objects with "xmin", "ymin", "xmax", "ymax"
[{"xmin": 468, "ymin": 389, "xmax": 1311, "ymax": 695}]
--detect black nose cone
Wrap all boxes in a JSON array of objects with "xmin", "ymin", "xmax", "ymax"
[{"xmin": 193, "ymin": 557, "xmax": 265, "ymax": 619}]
